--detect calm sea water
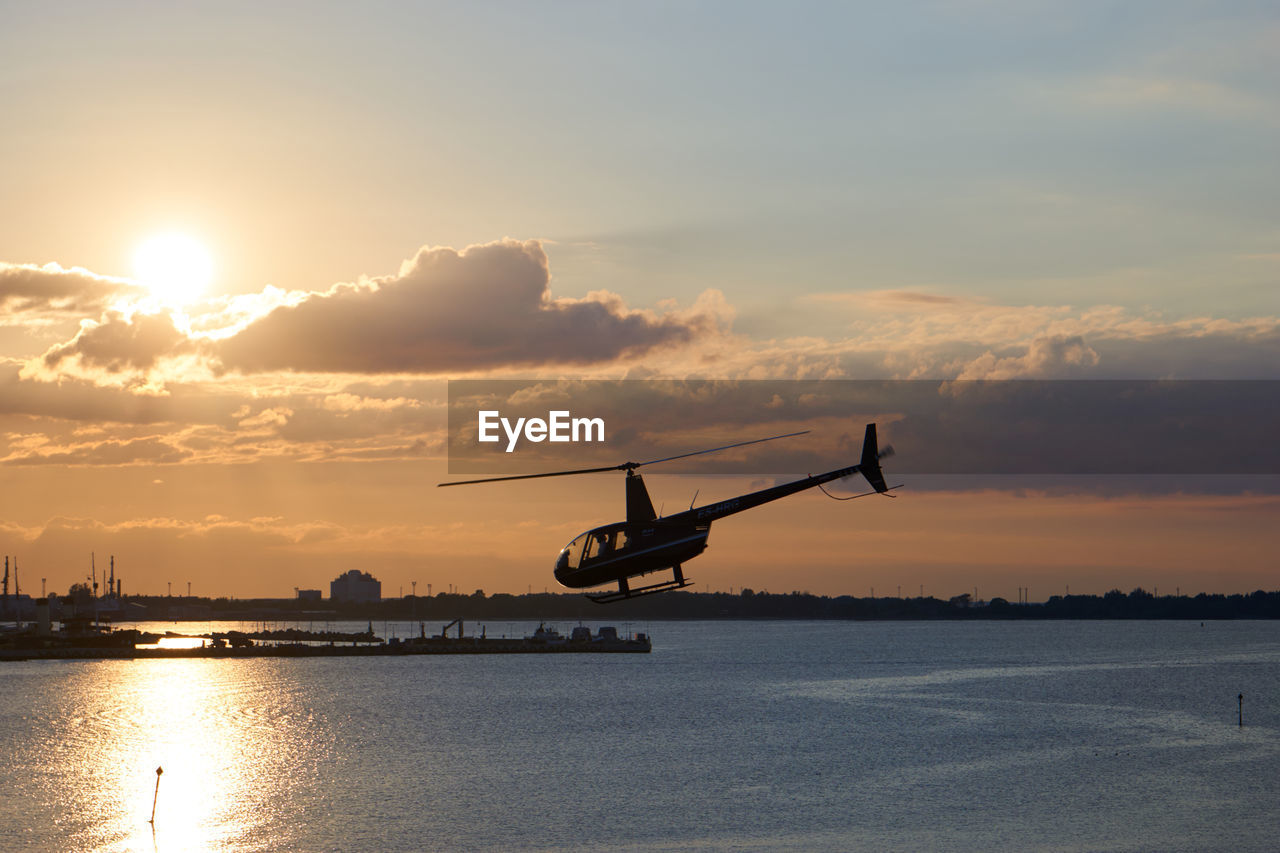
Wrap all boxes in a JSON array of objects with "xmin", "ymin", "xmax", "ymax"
[{"xmin": 1, "ymin": 620, "xmax": 1277, "ymax": 852}]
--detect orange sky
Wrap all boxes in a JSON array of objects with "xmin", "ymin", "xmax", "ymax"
[
  {"xmin": 1, "ymin": 452, "xmax": 1275, "ymax": 599},
  {"xmin": 2, "ymin": 6, "xmax": 1277, "ymax": 600}
]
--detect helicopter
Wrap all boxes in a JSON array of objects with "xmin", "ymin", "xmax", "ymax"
[{"xmin": 438, "ymin": 423, "xmax": 897, "ymax": 603}]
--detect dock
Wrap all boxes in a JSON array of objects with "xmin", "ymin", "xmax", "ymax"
[{"xmin": 0, "ymin": 622, "xmax": 650, "ymax": 661}]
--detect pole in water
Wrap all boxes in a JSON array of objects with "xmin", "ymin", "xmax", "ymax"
[
  {"xmin": 149, "ymin": 766, "xmax": 163, "ymax": 824},
  {"xmin": 1238, "ymin": 693, "xmax": 1243, "ymax": 728}
]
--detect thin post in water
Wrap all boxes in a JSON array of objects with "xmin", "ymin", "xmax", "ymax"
[
  {"xmin": 149, "ymin": 766, "xmax": 163, "ymax": 824},
  {"xmin": 1238, "ymin": 693, "xmax": 1243, "ymax": 728}
]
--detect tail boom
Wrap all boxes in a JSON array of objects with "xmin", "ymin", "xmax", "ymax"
[{"xmin": 665, "ymin": 422, "xmax": 894, "ymax": 525}]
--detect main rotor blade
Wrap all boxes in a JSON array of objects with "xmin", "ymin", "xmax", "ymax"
[
  {"xmin": 635, "ymin": 430, "xmax": 810, "ymax": 468},
  {"xmin": 437, "ymin": 463, "xmax": 625, "ymax": 487},
  {"xmin": 436, "ymin": 429, "xmax": 810, "ymax": 487}
]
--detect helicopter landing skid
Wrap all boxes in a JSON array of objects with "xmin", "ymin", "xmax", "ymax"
[{"xmin": 586, "ymin": 571, "xmax": 694, "ymax": 604}]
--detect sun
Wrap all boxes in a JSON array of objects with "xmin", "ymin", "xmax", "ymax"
[{"xmin": 133, "ymin": 232, "xmax": 213, "ymax": 306}]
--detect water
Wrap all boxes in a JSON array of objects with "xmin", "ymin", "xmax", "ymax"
[{"xmin": 2, "ymin": 620, "xmax": 1277, "ymax": 852}]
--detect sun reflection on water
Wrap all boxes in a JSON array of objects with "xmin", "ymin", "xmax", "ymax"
[
  {"xmin": 135, "ymin": 637, "xmax": 210, "ymax": 650},
  {"xmin": 32, "ymin": 660, "xmax": 323, "ymax": 852}
]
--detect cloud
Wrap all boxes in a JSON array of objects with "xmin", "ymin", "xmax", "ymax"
[
  {"xmin": 780, "ymin": 290, "xmax": 1280, "ymax": 380},
  {"xmin": 808, "ymin": 289, "xmax": 969, "ymax": 309},
  {"xmin": 17, "ymin": 240, "xmax": 725, "ymax": 389},
  {"xmin": 6, "ymin": 246, "xmax": 1277, "ymax": 478},
  {"xmin": 236, "ymin": 406, "xmax": 292, "ymax": 429},
  {"xmin": 442, "ymin": 377, "xmax": 1280, "ymax": 481},
  {"xmin": 953, "ymin": 334, "xmax": 1099, "ymax": 379},
  {"xmin": 0, "ymin": 263, "xmax": 143, "ymax": 320},
  {"xmin": 214, "ymin": 239, "xmax": 724, "ymax": 374},
  {"xmin": 322, "ymin": 393, "xmax": 422, "ymax": 412},
  {"xmin": 0, "ymin": 361, "xmax": 452, "ymax": 467},
  {"xmin": 6, "ymin": 436, "xmax": 191, "ymax": 466},
  {"xmin": 0, "ymin": 363, "xmax": 197, "ymax": 423},
  {"xmin": 36, "ymin": 310, "xmax": 195, "ymax": 377}
]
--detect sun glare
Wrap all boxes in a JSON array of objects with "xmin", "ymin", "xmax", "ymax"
[{"xmin": 134, "ymin": 232, "xmax": 213, "ymax": 306}]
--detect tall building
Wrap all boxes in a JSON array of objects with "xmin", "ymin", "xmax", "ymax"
[{"xmin": 330, "ymin": 570, "xmax": 381, "ymax": 603}]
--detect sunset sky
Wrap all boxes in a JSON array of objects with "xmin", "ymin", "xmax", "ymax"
[{"xmin": 1, "ymin": 2, "xmax": 1276, "ymax": 599}]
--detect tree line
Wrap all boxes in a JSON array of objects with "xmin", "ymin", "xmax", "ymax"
[{"xmin": 113, "ymin": 586, "xmax": 1280, "ymax": 622}]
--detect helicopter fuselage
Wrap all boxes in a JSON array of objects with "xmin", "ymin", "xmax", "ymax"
[
  {"xmin": 554, "ymin": 519, "xmax": 711, "ymax": 590},
  {"xmin": 554, "ymin": 456, "xmax": 874, "ymax": 599}
]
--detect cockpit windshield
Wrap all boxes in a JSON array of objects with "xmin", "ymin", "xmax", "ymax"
[
  {"xmin": 560, "ymin": 527, "xmax": 629, "ymax": 570},
  {"xmin": 562, "ymin": 533, "xmax": 587, "ymax": 569}
]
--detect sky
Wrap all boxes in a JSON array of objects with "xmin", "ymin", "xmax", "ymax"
[{"xmin": 1, "ymin": 1, "xmax": 1276, "ymax": 600}]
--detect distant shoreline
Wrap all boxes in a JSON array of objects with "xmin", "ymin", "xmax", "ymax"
[{"xmin": 5, "ymin": 587, "xmax": 1278, "ymax": 622}]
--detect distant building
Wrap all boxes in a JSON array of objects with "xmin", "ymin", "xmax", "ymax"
[
  {"xmin": 330, "ymin": 570, "xmax": 381, "ymax": 603},
  {"xmin": 296, "ymin": 589, "xmax": 322, "ymax": 602}
]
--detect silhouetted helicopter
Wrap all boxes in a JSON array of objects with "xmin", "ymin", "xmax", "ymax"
[{"xmin": 438, "ymin": 423, "xmax": 897, "ymax": 603}]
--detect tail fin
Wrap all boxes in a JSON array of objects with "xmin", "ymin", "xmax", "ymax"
[{"xmin": 859, "ymin": 423, "xmax": 892, "ymax": 493}]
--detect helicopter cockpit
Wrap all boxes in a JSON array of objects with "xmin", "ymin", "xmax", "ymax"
[{"xmin": 556, "ymin": 524, "xmax": 630, "ymax": 573}]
